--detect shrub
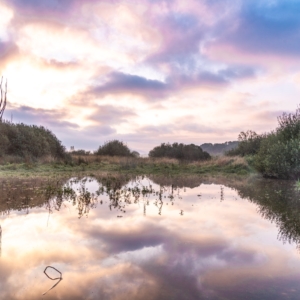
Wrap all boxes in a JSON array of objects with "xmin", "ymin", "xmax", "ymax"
[
  {"xmin": 131, "ymin": 151, "xmax": 140, "ymax": 158},
  {"xmin": 229, "ymin": 106, "xmax": 300, "ymax": 179},
  {"xmin": 226, "ymin": 130, "xmax": 263, "ymax": 156},
  {"xmin": 95, "ymin": 140, "xmax": 133, "ymax": 157},
  {"xmin": 254, "ymin": 108, "xmax": 300, "ymax": 179},
  {"xmin": 71, "ymin": 149, "xmax": 91, "ymax": 156},
  {"xmin": 277, "ymin": 106, "xmax": 300, "ymax": 140},
  {"xmin": 0, "ymin": 121, "xmax": 67, "ymax": 160},
  {"xmin": 254, "ymin": 133, "xmax": 300, "ymax": 179},
  {"xmin": 148, "ymin": 142, "xmax": 211, "ymax": 161}
]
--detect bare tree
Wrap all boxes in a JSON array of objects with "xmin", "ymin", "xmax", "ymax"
[{"xmin": 0, "ymin": 77, "xmax": 7, "ymax": 122}]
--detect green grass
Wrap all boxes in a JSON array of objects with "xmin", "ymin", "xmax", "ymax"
[
  {"xmin": 0, "ymin": 155, "xmax": 256, "ymax": 178},
  {"xmin": 294, "ymin": 180, "xmax": 300, "ymax": 191}
]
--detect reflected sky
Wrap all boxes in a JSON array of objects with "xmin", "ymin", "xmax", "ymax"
[{"xmin": 0, "ymin": 176, "xmax": 300, "ymax": 299}]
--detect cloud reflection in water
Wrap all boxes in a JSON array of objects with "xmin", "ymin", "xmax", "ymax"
[{"xmin": 0, "ymin": 175, "xmax": 300, "ymax": 299}]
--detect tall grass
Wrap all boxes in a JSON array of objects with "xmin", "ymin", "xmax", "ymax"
[{"xmin": 70, "ymin": 154, "xmax": 250, "ymax": 174}]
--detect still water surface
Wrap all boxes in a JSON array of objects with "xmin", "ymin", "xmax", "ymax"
[{"xmin": 0, "ymin": 175, "xmax": 300, "ymax": 299}]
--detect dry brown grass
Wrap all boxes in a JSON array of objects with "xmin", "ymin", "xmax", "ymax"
[
  {"xmin": 71, "ymin": 154, "xmax": 180, "ymax": 165},
  {"xmin": 190, "ymin": 155, "xmax": 248, "ymax": 167},
  {"xmin": 71, "ymin": 154, "xmax": 247, "ymax": 166},
  {"xmin": 0, "ymin": 153, "xmax": 252, "ymax": 177},
  {"xmin": 0, "ymin": 154, "xmax": 58, "ymax": 165}
]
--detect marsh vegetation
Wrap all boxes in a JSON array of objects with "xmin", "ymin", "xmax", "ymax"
[{"xmin": 0, "ymin": 155, "xmax": 251, "ymax": 178}]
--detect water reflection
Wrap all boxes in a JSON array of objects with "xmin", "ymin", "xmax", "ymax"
[
  {"xmin": 228, "ymin": 178, "xmax": 300, "ymax": 248},
  {"xmin": 0, "ymin": 178, "xmax": 53, "ymax": 214},
  {"xmin": 0, "ymin": 175, "xmax": 300, "ymax": 299},
  {"xmin": 1, "ymin": 175, "xmax": 300, "ymax": 247},
  {"xmin": 0, "ymin": 175, "xmax": 187, "ymax": 218}
]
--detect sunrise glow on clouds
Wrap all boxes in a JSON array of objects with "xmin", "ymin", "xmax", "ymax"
[{"xmin": 1, "ymin": 0, "xmax": 300, "ymax": 154}]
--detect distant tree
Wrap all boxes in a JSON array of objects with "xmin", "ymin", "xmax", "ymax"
[
  {"xmin": 0, "ymin": 77, "xmax": 7, "ymax": 122},
  {"xmin": 71, "ymin": 149, "xmax": 91, "ymax": 156},
  {"xmin": 201, "ymin": 141, "xmax": 239, "ymax": 156},
  {"xmin": 131, "ymin": 151, "xmax": 140, "ymax": 158},
  {"xmin": 95, "ymin": 140, "xmax": 134, "ymax": 157},
  {"xmin": 149, "ymin": 142, "xmax": 210, "ymax": 161},
  {"xmin": 226, "ymin": 130, "xmax": 262, "ymax": 156}
]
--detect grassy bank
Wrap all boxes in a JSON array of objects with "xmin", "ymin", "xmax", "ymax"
[{"xmin": 0, "ymin": 155, "xmax": 255, "ymax": 178}]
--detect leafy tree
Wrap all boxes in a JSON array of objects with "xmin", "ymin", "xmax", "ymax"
[
  {"xmin": 277, "ymin": 106, "xmax": 300, "ymax": 140},
  {"xmin": 149, "ymin": 142, "xmax": 210, "ymax": 161},
  {"xmin": 131, "ymin": 151, "xmax": 140, "ymax": 158},
  {"xmin": 255, "ymin": 133, "xmax": 300, "ymax": 179},
  {"xmin": 226, "ymin": 130, "xmax": 263, "ymax": 156},
  {"xmin": 227, "ymin": 106, "xmax": 300, "ymax": 179},
  {"xmin": 201, "ymin": 141, "xmax": 239, "ymax": 156},
  {"xmin": 71, "ymin": 149, "xmax": 91, "ymax": 156},
  {"xmin": 0, "ymin": 121, "xmax": 67, "ymax": 159},
  {"xmin": 254, "ymin": 107, "xmax": 300, "ymax": 179},
  {"xmin": 95, "ymin": 140, "xmax": 133, "ymax": 157}
]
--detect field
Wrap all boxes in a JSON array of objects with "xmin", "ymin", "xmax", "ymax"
[{"xmin": 0, "ymin": 155, "xmax": 254, "ymax": 178}]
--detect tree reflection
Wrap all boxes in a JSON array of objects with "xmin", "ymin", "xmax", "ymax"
[
  {"xmin": 0, "ymin": 175, "xmax": 185, "ymax": 218},
  {"xmin": 229, "ymin": 179, "xmax": 300, "ymax": 248},
  {"xmin": 1, "ymin": 175, "xmax": 300, "ymax": 249}
]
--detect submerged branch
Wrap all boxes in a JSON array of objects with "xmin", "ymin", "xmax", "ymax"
[{"xmin": 42, "ymin": 266, "xmax": 63, "ymax": 296}]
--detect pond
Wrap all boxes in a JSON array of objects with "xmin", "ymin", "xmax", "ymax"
[{"xmin": 0, "ymin": 174, "xmax": 300, "ymax": 300}]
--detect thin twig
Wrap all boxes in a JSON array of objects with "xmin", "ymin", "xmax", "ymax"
[
  {"xmin": 0, "ymin": 77, "xmax": 7, "ymax": 122},
  {"xmin": 42, "ymin": 266, "xmax": 63, "ymax": 296}
]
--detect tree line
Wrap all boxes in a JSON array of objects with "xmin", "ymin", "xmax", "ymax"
[
  {"xmin": 81, "ymin": 140, "xmax": 211, "ymax": 161},
  {"xmin": 200, "ymin": 141, "xmax": 239, "ymax": 156}
]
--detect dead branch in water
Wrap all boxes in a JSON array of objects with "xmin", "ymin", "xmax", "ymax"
[
  {"xmin": 0, "ymin": 77, "xmax": 7, "ymax": 122},
  {"xmin": 42, "ymin": 266, "xmax": 63, "ymax": 296}
]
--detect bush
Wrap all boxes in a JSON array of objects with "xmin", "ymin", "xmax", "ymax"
[
  {"xmin": 229, "ymin": 106, "xmax": 300, "ymax": 179},
  {"xmin": 254, "ymin": 133, "xmax": 300, "ymax": 179},
  {"xmin": 71, "ymin": 149, "xmax": 91, "ymax": 156},
  {"xmin": 0, "ymin": 121, "xmax": 67, "ymax": 160},
  {"xmin": 148, "ymin": 142, "xmax": 211, "ymax": 161},
  {"xmin": 95, "ymin": 140, "xmax": 133, "ymax": 157},
  {"xmin": 131, "ymin": 151, "xmax": 140, "ymax": 158},
  {"xmin": 226, "ymin": 130, "xmax": 262, "ymax": 156},
  {"xmin": 277, "ymin": 106, "xmax": 300, "ymax": 140}
]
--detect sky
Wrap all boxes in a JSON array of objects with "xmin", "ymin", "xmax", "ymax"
[{"xmin": 0, "ymin": 0, "xmax": 300, "ymax": 154}]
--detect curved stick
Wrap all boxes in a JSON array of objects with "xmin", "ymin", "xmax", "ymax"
[
  {"xmin": 42, "ymin": 266, "xmax": 63, "ymax": 296},
  {"xmin": 0, "ymin": 77, "xmax": 7, "ymax": 122}
]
